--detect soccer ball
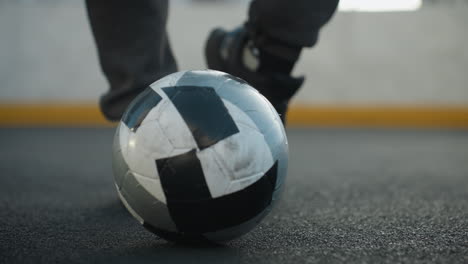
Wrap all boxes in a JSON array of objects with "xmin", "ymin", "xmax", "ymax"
[{"xmin": 112, "ymin": 70, "xmax": 288, "ymax": 243}]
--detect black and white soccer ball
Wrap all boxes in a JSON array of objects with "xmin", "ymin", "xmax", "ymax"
[{"xmin": 112, "ymin": 70, "xmax": 288, "ymax": 243}]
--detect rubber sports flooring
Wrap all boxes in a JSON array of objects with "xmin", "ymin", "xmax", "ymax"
[{"xmin": 1, "ymin": 128, "xmax": 467, "ymax": 263}]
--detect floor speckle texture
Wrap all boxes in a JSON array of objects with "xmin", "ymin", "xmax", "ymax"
[{"xmin": 0, "ymin": 128, "xmax": 467, "ymax": 263}]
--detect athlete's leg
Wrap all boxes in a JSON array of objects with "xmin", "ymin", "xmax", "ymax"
[
  {"xmin": 85, "ymin": 0, "xmax": 177, "ymax": 121},
  {"xmin": 248, "ymin": 0, "xmax": 339, "ymax": 49},
  {"xmin": 205, "ymin": 0, "xmax": 339, "ymax": 123}
]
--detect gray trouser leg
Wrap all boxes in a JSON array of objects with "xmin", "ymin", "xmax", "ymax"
[
  {"xmin": 85, "ymin": 0, "xmax": 177, "ymax": 121},
  {"xmin": 248, "ymin": 0, "xmax": 339, "ymax": 47}
]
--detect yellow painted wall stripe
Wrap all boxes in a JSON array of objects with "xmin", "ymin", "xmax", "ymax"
[
  {"xmin": 0, "ymin": 103, "xmax": 468, "ymax": 128},
  {"xmin": 0, "ymin": 103, "xmax": 114, "ymax": 127},
  {"xmin": 288, "ymin": 105, "xmax": 468, "ymax": 128}
]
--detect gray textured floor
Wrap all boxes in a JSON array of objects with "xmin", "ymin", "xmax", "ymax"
[{"xmin": 0, "ymin": 128, "xmax": 467, "ymax": 263}]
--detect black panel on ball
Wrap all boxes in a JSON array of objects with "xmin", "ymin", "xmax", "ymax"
[
  {"xmin": 161, "ymin": 161, "xmax": 279, "ymax": 234},
  {"xmin": 156, "ymin": 149, "xmax": 212, "ymax": 202},
  {"xmin": 162, "ymin": 86, "xmax": 239, "ymax": 150},
  {"xmin": 122, "ymin": 87, "xmax": 162, "ymax": 131}
]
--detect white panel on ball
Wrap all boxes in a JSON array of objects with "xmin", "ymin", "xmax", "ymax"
[
  {"xmin": 132, "ymin": 172, "xmax": 167, "ymax": 204},
  {"xmin": 116, "ymin": 183, "xmax": 145, "ymax": 224},
  {"xmin": 156, "ymin": 97, "xmax": 199, "ymax": 151},
  {"xmin": 125, "ymin": 122, "xmax": 171, "ymax": 180},
  {"xmin": 197, "ymin": 99, "xmax": 274, "ymax": 198},
  {"xmin": 118, "ymin": 123, "xmax": 132, "ymax": 157}
]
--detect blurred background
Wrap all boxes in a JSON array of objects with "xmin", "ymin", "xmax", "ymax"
[{"xmin": 0, "ymin": 0, "xmax": 467, "ymax": 127}]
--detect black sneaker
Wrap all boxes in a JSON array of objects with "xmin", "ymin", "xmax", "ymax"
[{"xmin": 205, "ymin": 26, "xmax": 304, "ymax": 124}]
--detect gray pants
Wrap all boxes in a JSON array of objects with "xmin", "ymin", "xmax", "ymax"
[{"xmin": 85, "ymin": 0, "xmax": 339, "ymax": 121}]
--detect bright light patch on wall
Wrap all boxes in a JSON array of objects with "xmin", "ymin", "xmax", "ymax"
[{"xmin": 339, "ymin": 0, "xmax": 422, "ymax": 12}]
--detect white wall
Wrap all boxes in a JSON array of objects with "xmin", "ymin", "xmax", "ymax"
[{"xmin": 0, "ymin": 0, "xmax": 467, "ymax": 105}]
